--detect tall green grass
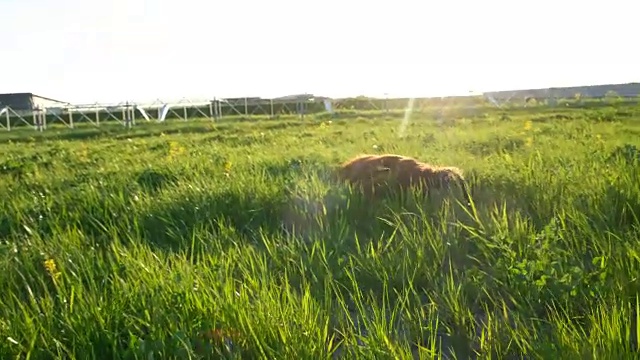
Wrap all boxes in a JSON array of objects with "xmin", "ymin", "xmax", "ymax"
[{"xmin": 0, "ymin": 105, "xmax": 639, "ymax": 359}]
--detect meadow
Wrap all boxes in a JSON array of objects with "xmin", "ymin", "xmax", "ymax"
[{"xmin": 0, "ymin": 101, "xmax": 639, "ymax": 359}]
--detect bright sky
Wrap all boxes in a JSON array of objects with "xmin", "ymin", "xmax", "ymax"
[{"xmin": 1, "ymin": 0, "xmax": 638, "ymax": 104}]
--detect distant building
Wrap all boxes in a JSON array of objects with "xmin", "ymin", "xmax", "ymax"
[
  {"xmin": 0, "ymin": 93, "xmax": 69, "ymax": 115},
  {"xmin": 271, "ymin": 94, "xmax": 332, "ymax": 103},
  {"xmin": 483, "ymin": 82, "xmax": 640, "ymax": 101}
]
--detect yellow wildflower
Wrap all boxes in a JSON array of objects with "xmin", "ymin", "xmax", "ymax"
[
  {"xmin": 526, "ymin": 137, "xmax": 533, "ymax": 147},
  {"xmin": 167, "ymin": 141, "xmax": 186, "ymax": 161},
  {"xmin": 44, "ymin": 258, "xmax": 61, "ymax": 281},
  {"xmin": 223, "ymin": 160, "xmax": 233, "ymax": 176}
]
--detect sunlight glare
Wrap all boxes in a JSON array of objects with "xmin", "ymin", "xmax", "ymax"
[{"xmin": 398, "ymin": 97, "xmax": 415, "ymax": 139}]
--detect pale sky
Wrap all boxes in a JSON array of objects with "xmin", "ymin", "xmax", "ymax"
[{"xmin": 1, "ymin": 0, "xmax": 638, "ymax": 104}]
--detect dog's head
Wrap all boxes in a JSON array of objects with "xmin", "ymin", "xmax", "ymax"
[{"xmin": 432, "ymin": 168, "xmax": 472, "ymax": 206}]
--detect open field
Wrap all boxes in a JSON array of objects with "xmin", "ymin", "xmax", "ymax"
[{"xmin": 0, "ymin": 102, "xmax": 639, "ymax": 359}]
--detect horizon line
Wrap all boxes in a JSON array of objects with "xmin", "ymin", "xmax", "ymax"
[{"xmin": 3, "ymin": 80, "xmax": 640, "ymax": 106}]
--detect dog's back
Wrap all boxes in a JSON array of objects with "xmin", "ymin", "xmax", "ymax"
[{"xmin": 335, "ymin": 154, "xmax": 473, "ymax": 205}]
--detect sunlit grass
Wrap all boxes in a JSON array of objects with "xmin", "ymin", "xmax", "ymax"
[{"xmin": 0, "ymin": 104, "xmax": 639, "ymax": 359}]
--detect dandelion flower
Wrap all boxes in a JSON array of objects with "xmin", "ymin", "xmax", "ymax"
[
  {"xmin": 223, "ymin": 161, "xmax": 233, "ymax": 177},
  {"xmin": 44, "ymin": 258, "xmax": 61, "ymax": 280},
  {"xmin": 526, "ymin": 137, "xmax": 533, "ymax": 147}
]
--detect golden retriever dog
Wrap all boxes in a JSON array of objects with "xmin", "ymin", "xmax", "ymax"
[{"xmin": 335, "ymin": 153, "xmax": 472, "ymax": 206}]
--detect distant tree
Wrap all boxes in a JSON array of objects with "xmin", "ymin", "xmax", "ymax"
[{"xmin": 605, "ymin": 90, "xmax": 622, "ymax": 104}]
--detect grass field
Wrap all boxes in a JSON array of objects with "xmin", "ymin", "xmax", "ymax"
[{"xmin": 1, "ymin": 102, "xmax": 639, "ymax": 359}]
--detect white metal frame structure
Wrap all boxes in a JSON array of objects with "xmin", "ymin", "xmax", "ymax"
[
  {"xmin": 0, "ymin": 95, "xmax": 397, "ymax": 131},
  {"xmin": 1, "ymin": 91, "xmax": 633, "ymax": 132}
]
